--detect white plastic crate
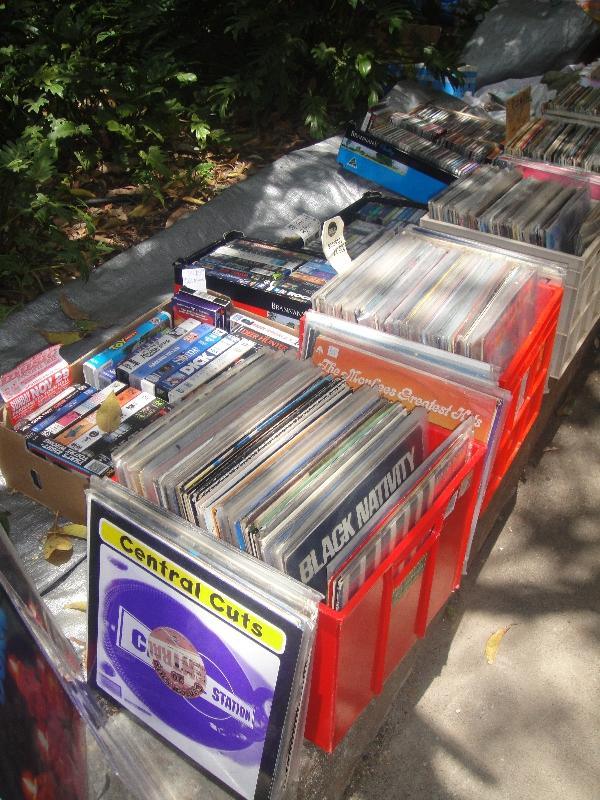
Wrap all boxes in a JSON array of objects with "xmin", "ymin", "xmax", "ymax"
[{"xmin": 419, "ymin": 215, "xmax": 600, "ymax": 379}]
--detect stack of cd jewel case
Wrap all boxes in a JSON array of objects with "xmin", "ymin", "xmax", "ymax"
[
  {"xmin": 312, "ymin": 228, "xmax": 541, "ymax": 371},
  {"xmin": 364, "ymin": 109, "xmax": 480, "ymax": 178},
  {"xmin": 545, "ymin": 83, "xmax": 600, "ymax": 123},
  {"xmin": 388, "ymin": 103, "xmax": 504, "ymax": 161},
  {"xmin": 87, "ymin": 478, "xmax": 320, "ymax": 800},
  {"xmin": 428, "ymin": 165, "xmax": 596, "ymax": 255},
  {"xmin": 504, "ymin": 117, "xmax": 600, "ymax": 173},
  {"xmin": 113, "ymin": 350, "xmax": 474, "ymax": 609}
]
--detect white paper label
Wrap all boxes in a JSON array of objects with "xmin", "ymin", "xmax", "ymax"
[
  {"xmin": 181, "ymin": 267, "xmax": 207, "ymax": 293},
  {"xmin": 282, "ymin": 213, "xmax": 321, "ymax": 246},
  {"xmin": 321, "ymin": 216, "xmax": 352, "ymax": 275}
]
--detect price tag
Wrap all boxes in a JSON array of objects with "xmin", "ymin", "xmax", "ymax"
[
  {"xmin": 282, "ymin": 213, "xmax": 321, "ymax": 246},
  {"xmin": 321, "ymin": 216, "xmax": 352, "ymax": 275},
  {"xmin": 181, "ymin": 267, "xmax": 207, "ymax": 293},
  {"xmin": 505, "ymin": 86, "xmax": 531, "ymax": 141}
]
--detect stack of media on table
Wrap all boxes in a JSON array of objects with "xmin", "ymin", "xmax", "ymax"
[
  {"xmin": 173, "ymin": 236, "xmax": 339, "ymax": 327},
  {"xmin": 422, "ymin": 163, "xmax": 600, "ymax": 378},
  {"xmin": 336, "ymin": 101, "xmax": 502, "ymax": 202},
  {"xmin": 545, "ymin": 83, "xmax": 600, "ymax": 124},
  {"xmin": 95, "ymin": 346, "xmax": 485, "ymax": 755},
  {"xmin": 504, "ymin": 116, "xmax": 600, "ymax": 174},
  {"xmin": 172, "ymin": 194, "xmax": 430, "ymax": 327},
  {"xmin": 0, "ymin": 181, "xmax": 569, "ymax": 792},
  {"xmin": 297, "ymin": 192, "xmax": 427, "ymax": 259}
]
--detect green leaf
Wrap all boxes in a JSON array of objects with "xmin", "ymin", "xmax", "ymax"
[
  {"xmin": 106, "ymin": 119, "xmax": 135, "ymax": 141},
  {"xmin": 96, "ymin": 30, "xmax": 116, "ymax": 44},
  {"xmin": 312, "ymin": 43, "xmax": 336, "ymax": 64},
  {"xmin": 175, "ymin": 72, "xmax": 197, "ymax": 84},
  {"xmin": 24, "ymin": 96, "xmax": 48, "ymax": 113},
  {"xmin": 355, "ymin": 53, "xmax": 372, "ymax": 78},
  {"xmin": 49, "ymin": 118, "xmax": 78, "ymax": 140},
  {"xmin": 190, "ymin": 116, "xmax": 210, "ymax": 145},
  {"xmin": 139, "ymin": 145, "xmax": 170, "ymax": 177}
]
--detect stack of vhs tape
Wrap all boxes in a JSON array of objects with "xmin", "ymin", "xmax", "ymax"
[
  {"xmin": 428, "ymin": 165, "xmax": 596, "ymax": 255},
  {"xmin": 313, "ymin": 228, "xmax": 541, "ymax": 371},
  {"xmin": 19, "ymin": 381, "xmax": 170, "ymax": 477},
  {"xmin": 504, "ymin": 117, "xmax": 600, "ymax": 173},
  {"xmin": 15, "ymin": 309, "xmax": 298, "ymax": 478},
  {"xmin": 87, "ymin": 478, "xmax": 320, "ymax": 800},
  {"xmin": 174, "ymin": 236, "xmax": 337, "ymax": 326},
  {"xmin": 387, "ymin": 103, "xmax": 504, "ymax": 162},
  {"xmin": 113, "ymin": 351, "xmax": 474, "ymax": 609}
]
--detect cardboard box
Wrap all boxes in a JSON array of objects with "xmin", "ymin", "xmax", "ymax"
[{"xmin": 0, "ymin": 304, "xmax": 296, "ymax": 524}]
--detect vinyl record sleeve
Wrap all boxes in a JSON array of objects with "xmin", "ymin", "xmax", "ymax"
[{"xmin": 87, "ymin": 490, "xmax": 318, "ymax": 800}]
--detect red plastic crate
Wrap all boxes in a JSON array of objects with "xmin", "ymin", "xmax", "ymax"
[
  {"xmin": 483, "ymin": 280, "xmax": 563, "ymax": 509},
  {"xmin": 304, "ymin": 425, "xmax": 485, "ymax": 752}
]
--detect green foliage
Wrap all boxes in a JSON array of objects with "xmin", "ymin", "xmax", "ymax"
[{"xmin": 0, "ymin": 0, "xmax": 490, "ymax": 305}]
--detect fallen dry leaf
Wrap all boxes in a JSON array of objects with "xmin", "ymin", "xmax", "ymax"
[
  {"xmin": 485, "ymin": 624, "xmax": 517, "ymax": 664},
  {"xmin": 75, "ymin": 319, "xmax": 99, "ymax": 333},
  {"xmin": 39, "ymin": 330, "xmax": 84, "ymax": 345},
  {"xmin": 64, "ymin": 601, "xmax": 87, "ymax": 612},
  {"xmin": 129, "ymin": 202, "xmax": 157, "ymax": 219},
  {"xmin": 181, "ymin": 196, "xmax": 205, "ymax": 206},
  {"xmin": 96, "ymin": 391, "xmax": 122, "ymax": 433},
  {"xmin": 43, "ymin": 534, "xmax": 73, "ymax": 561},
  {"xmin": 59, "ymin": 293, "xmax": 89, "ymax": 321},
  {"xmin": 69, "ymin": 187, "xmax": 96, "ymax": 199},
  {"xmin": 59, "ymin": 523, "xmax": 87, "ymax": 540},
  {"xmin": 165, "ymin": 206, "xmax": 193, "ymax": 228}
]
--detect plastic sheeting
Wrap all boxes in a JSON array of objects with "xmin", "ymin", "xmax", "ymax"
[{"xmin": 461, "ymin": 0, "xmax": 599, "ymax": 89}]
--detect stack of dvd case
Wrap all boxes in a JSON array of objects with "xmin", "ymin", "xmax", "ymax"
[
  {"xmin": 504, "ymin": 117, "xmax": 600, "ymax": 173},
  {"xmin": 285, "ymin": 194, "xmax": 426, "ymax": 260},
  {"xmin": 87, "ymin": 479, "xmax": 320, "ymax": 800},
  {"xmin": 428, "ymin": 165, "xmax": 596, "ymax": 255},
  {"xmin": 312, "ymin": 227, "xmax": 541, "ymax": 371}
]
